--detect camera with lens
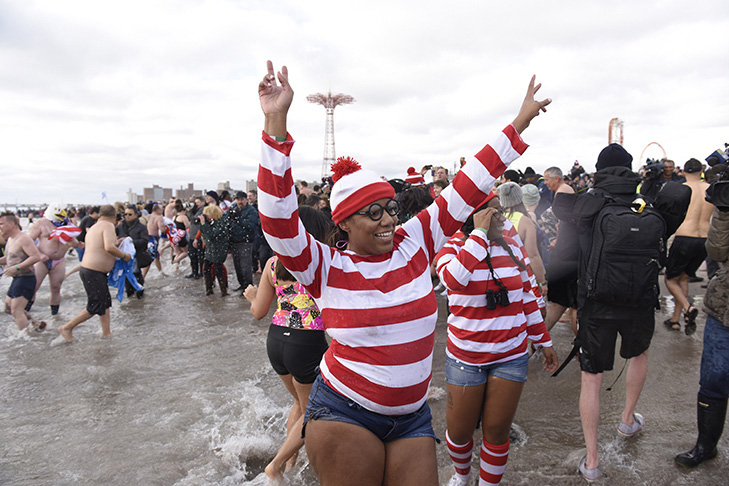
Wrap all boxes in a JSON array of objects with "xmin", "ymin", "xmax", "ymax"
[
  {"xmin": 705, "ymin": 143, "xmax": 729, "ymax": 212},
  {"xmin": 642, "ymin": 158, "xmax": 665, "ymax": 180},
  {"xmin": 569, "ymin": 165, "xmax": 585, "ymax": 181},
  {"xmin": 486, "ymin": 285, "xmax": 510, "ymax": 310}
]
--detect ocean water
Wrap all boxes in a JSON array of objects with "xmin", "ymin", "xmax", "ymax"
[{"xmin": 0, "ymin": 246, "xmax": 726, "ymax": 485}]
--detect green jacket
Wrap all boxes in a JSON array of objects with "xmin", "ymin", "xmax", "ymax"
[{"xmin": 703, "ymin": 208, "xmax": 729, "ymax": 326}]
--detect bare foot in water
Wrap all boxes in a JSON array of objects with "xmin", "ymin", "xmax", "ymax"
[
  {"xmin": 58, "ymin": 325, "xmax": 74, "ymax": 343},
  {"xmin": 264, "ymin": 463, "xmax": 285, "ymax": 485}
]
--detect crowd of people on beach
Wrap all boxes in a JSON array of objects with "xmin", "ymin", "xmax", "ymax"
[{"xmin": 1, "ymin": 60, "xmax": 728, "ymax": 485}]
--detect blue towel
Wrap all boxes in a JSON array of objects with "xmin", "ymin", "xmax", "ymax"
[{"xmin": 108, "ymin": 237, "xmax": 143, "ymax": 302}]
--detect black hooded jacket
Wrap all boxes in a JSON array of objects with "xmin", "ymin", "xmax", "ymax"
[{"xmin": 553, "ymin": 167, "xmax": 651, "ymax": 319}]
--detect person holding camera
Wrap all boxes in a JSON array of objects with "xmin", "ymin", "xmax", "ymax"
[
  {"xmin": 435, "ymin": 194, "xmax": 558, "ymax": 486},
  {"xmin": 675, "ymin": 161, "xmax": 729, "ymax": 468},
  {"xmin": 640, "ymin": 158, "xmax": 685, "ymax": 200}
]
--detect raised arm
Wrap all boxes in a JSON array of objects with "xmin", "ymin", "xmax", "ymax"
[
  {"xmin": 405, "ymin": 75, "xmax": 552, "ymax": 261},
  {"xmin": 257, "ymin": 61, "xmax": 329, "ymax": 298},
  {"xmin": 259, "ymin": 60, "xmax": 293, "ymax": 138},
  {"xmin": 512, "ymin": 75, "xmax": 551, "ymax": 134}
]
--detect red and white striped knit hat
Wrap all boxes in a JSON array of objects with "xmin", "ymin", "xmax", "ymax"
[
  {"xmin": 330, "ymin": 156, "xmax": 395, "ymax": 225},
  {"xmin": 405, "ymin": 167, "xmax": 425, "ymax": 186}
]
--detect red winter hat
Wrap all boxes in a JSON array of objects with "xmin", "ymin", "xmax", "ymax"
[
  {"xmin": 330, "ymin": 156, "xmax": 395, "ymax": 225},
  {"xmin": 405, "ymin": 167, "xmax": 425, "ymax": 186}
]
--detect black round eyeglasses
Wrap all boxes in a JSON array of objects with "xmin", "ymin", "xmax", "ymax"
[{"xmin": 354, "ymin": 200, "xmax": 399, "ymax": 221}]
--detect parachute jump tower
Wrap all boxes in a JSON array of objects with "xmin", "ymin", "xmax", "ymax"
[
  {"xmin": 609, "ymin": 117, "xmax": 624, "ymax": 145},
  {"xmin": 307, "ymin": 91, "xmax": 355, "ymax": 177}
]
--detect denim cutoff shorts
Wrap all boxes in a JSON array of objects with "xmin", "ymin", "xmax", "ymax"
[
  {"xmin": 302, "ymin": 374, "xmax": 440, "ymax": 443},
  {"xmin": 445, "ymin": 353, "xmax": 529, "ymax": 386}
]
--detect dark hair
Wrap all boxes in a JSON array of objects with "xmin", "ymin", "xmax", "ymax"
[
  {"xmin": 0, "ymin": 212, "xmax": 20, "ymax": 229},
  {"xmin": 433, "ymin": 179, "xmax": 449, "ymax": 190},
  {"xmin": 504, "ymin": 202, "xmax": 530, "ymax": 221},
  {"xmin": 396, "ymin": 185, "xmax": 433, "ymax": 224},
  {"xmin": 126, "ymin": 204, "xmax": 139, "ymax": 215},
  {"xmin": 461, "ymin": 201, "xmax": 525, "ymax": 271},
  {"xmin": 275, "ymin": 206, "xmax": 334, "ymax": 282},
  {"xmin": 174, "ymin": 199, "xmax": 185, "ymax": 213},
  {"xmin": 90, "ymin": 206, "xmax": 101, "ymax": 214},
  {"xmin": 304, "ymin": 194, "xmax": 321, "ymax": 208}
]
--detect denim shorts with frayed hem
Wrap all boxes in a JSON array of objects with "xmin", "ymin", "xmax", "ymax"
[
  {"xmin": 302, "ymin": 374, "xmax": 440, "ymax": 443},
  {"xmin": 445, "ymin": 353, "xmax": 529, "ymax": 387}
]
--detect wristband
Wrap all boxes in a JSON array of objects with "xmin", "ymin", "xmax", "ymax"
[
  {"xmin": 15, "ymin": 265, "xmax": 20, "ymax": 271},
  {"xmin": 273, "ymin": 135, "xmax": 287, "ymax": 142},
  {"xmin": 474, "ymin": 227, "xmax": 489, "ymax": 234},
  {"xmin": 538, "ymin": 282, "xmax": 547, "ymax": 287}
]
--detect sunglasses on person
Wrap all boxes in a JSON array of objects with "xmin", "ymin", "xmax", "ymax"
[{"xmin": 354, "ymin": 200, "xmax": 399, "ymax": 221}]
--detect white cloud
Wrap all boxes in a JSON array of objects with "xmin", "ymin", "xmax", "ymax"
[{"xmin": 1, "ymin": 0, "xmax": 727, "ymax": 205}]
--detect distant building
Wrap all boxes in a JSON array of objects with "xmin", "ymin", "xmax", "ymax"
[
  {"xmin": 176, "ymin": 183, "xmax": 203, "ymax": 201},
  {"xmin": 126, "ymin": 188, "xmax": 141, "ymax": 204},
  {"xmin": 245, "ymin": 180, "xmax": 257, "ymax": 192},
  {"xmin": 143, "ymin": 184, "xmax": 173, "ymax": 202},
  {"xmin": 217, "ymin": 181, "xmax": 232, "ymax": 192}
]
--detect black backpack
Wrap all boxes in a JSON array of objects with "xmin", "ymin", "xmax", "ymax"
[{"xmin": 584, "ymin": 197, "xmax": 665, "ymax": 308}]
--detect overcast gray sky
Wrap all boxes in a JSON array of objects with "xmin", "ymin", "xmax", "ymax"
[{"xmin": 1, "ymin": 0, "xmax": 728, "ymax": 206}]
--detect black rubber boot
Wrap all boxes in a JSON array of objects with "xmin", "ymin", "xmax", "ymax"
[{"xmin": 675, "ymin": 395, "xmax": 727, "ymax": 468}]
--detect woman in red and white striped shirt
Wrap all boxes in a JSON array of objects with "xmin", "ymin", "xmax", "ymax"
[
  {"xmin": 435, "ymin": 195, "xmax": 558, "ymax": 486},
  {"xmin": 257, "ymin": 60, "xmax": 551, "ymax": 486}
]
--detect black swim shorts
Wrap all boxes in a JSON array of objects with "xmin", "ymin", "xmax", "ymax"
[
  {"xmin": 266, "ymin": 324, "xmax": 328, "ymax": 384},
  {"xmin": 79, "ymin": 267, "xmax": 112, "ymax": 316},
  {"xmin": 7, "ymin": 275, "xmax": 36, "ymax": 301},
  {"xmin": 665, "ymin": 236, "xmax": 707, "ymax": 280},
  {"xmin": 578, "ymin": 304, "xmax": 654, "ymax": 374},
  {"xmin": 546, "ymin": 254, "xmax": 578, "ymax": 308}
]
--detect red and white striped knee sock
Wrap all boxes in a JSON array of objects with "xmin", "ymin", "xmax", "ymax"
[
  {"xmin": 479, "ymin": 438, "xmax": 509, "ymax": 486},
  {"xmin": 446, "ymin": 430, "xmax": 474, "ymax": 479}
]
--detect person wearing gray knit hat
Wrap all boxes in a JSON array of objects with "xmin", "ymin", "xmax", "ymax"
[
  {"xmin": 521, "ymin": 183, "xmax": 540, "ymax": 207},
  {"xmin": 497, "ymin": 181, "xmax": 547, "ymax": 295},
  {"xmin": 498, "ymin": 182, "xmax": 523, "ymax": 209}
]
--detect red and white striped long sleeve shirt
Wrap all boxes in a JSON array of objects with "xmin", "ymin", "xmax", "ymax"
[
  {"xmin": 435, "ymin": 231, "xmax": 552, "ymax": 366},
  {"xmin": 258, "ymin": 126, "xmax": 527, "ymax": 415}
]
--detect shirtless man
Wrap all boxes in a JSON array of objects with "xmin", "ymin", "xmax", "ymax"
[
  {"xmin": 58, "ymin": 205, "xmax": 131, "ymax": 343},
  {"xmin": 664, "ymin": 158, "xmax": 714, "ymax": 334},
  {"xmin": 541, "ymin": 167, "xmax": 578, "ymax": 334},
  {"xmin": 0, "ymin": 213, "xmax": 44, "ymax": 331},
  {"xmin": 143, "ymin": 204, "xmax": 167, "ymax": 278},
  {"xmin": 27, "ymin": 203, "xmax": 83, "ymax": 315}
]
